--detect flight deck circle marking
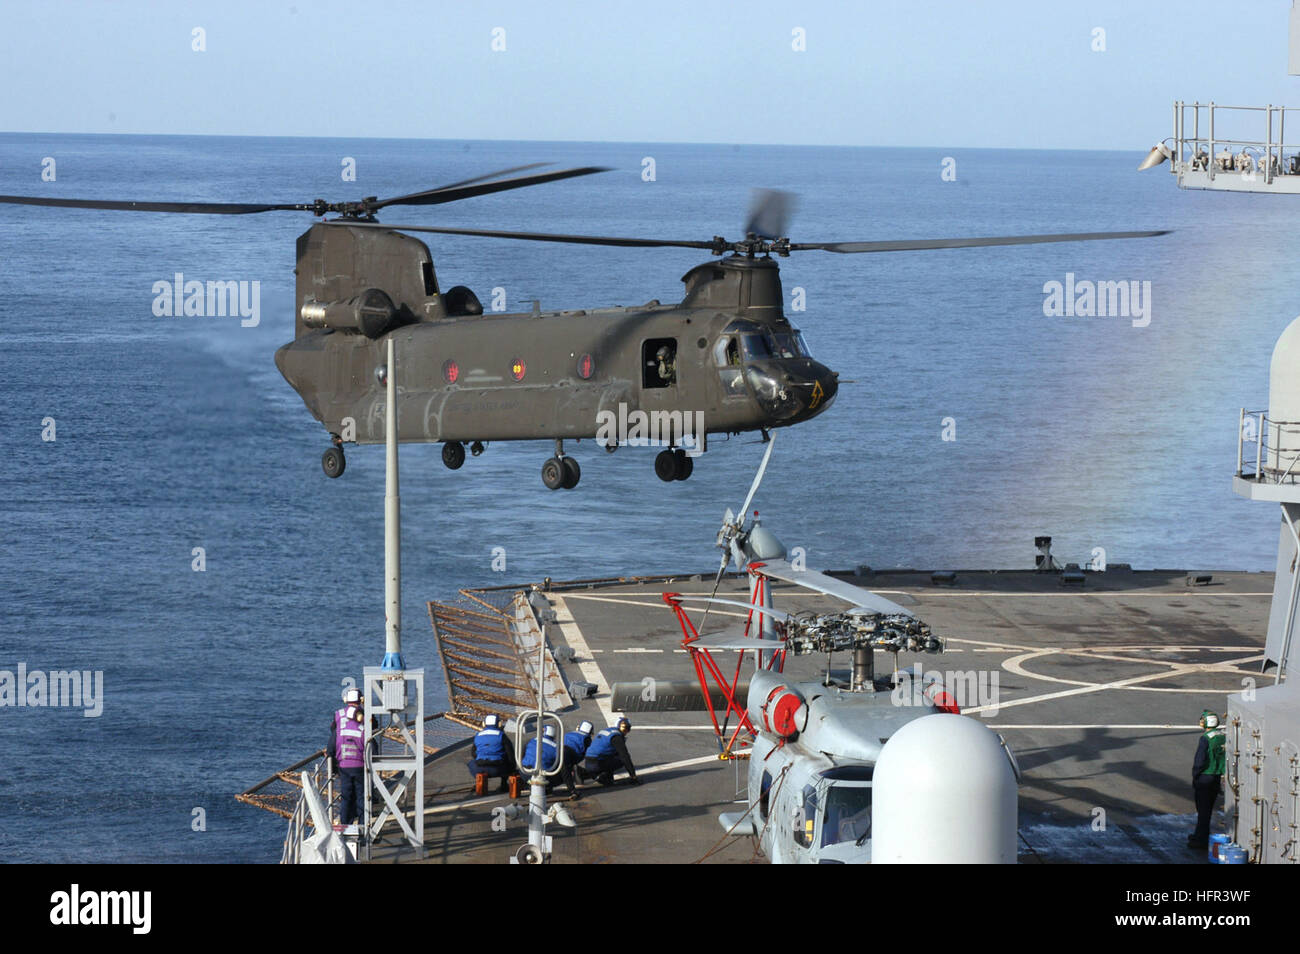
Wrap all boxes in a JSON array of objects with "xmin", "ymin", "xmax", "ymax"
[{"xmin": 1000, "ymin": 646, "xmax": 1265, "ymax": 694}]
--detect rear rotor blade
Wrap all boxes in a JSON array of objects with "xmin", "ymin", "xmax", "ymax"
[
  {"xmin": 744, "ymin": 189, "xmax": 795, "ymax": 240},
  {"xmin": 790, "ymin": 230, "xmax": 1170, "ymax": 254}
]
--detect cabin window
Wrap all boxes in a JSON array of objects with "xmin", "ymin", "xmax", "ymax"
[
  {"xmin": 642, "ymin": 338, "xmax": 677, "ymax": 388},
  {"xmin": 421, "ymin": 260, "xmax": 437, "ymax": 296},
  {"xmin": 718, "ymin": 368, "xmax": 747, "ymax": 398},
  {"xmin": 821, "ymin": 784, "xmax": 872, "ymax": 847},
  {"xmin": 759, "ymin": 771, "xmax": 772, "ymax": 820}
]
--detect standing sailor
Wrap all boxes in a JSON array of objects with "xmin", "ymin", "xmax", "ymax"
[
  {"xmin": 328, "ymin": 688, "xmax": 368, "ymax": 826},
  {"xmin": 1188, "ymin": 710, "xmax": 1226, "ymax": 849}
]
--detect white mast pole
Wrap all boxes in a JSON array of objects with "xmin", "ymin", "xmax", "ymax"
[{"xmin": 382, "ymin": 336, "xmax": 404, "ymax": 670}]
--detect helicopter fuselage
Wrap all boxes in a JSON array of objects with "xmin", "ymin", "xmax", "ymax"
[
  {"xmin": 273, "ymin": 223, "xmax": 838, "ymax": 481},
  {"xmin": 738, "ymin": 672, "xmax": 942, "ymax": 864}
]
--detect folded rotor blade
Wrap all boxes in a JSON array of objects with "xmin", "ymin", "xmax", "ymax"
[
  {"xmin": 754, "ymin": 558, "xmax": 913, "ymax": 617},
  {"xmin": 736, "ymin": 432, "xmax": 776, "ymax": 524},
  {"xmin": 697, "ymin": 549, "xmax": 732, "ymax": 633},
  {"xmin": 672, "ymin": 594, "xmax": 792, "ymax": 622}
]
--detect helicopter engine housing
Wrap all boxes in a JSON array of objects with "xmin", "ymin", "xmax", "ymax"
[{"xmin": 300, "ymin": 288, "xmax": 397, "ymax": 338}]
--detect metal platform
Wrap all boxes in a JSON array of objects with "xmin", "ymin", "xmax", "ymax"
[
  {"xmin": 1159, "ymin": 102, "xmax": 1300, "ymax": 194},
  {"xmin": 351, "ymin": 566, "xmax": 1272, "ymax": 864}
]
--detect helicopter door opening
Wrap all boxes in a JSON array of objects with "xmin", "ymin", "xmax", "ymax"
[
  {"xmin": 713, "ymin": 335, "xmax": 747, "ymax": 398},
  {"xmin": 642, "ymin": 338, "xmax": 677, "ymax": 388}
]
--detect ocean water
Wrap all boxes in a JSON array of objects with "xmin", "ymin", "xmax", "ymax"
[{"xmin": 0, "ymin": 134, "xmax": 1289, "ymax": 862}]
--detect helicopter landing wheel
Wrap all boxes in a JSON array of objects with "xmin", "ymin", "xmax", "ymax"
[
  {"xmin": 442, "ymin": 442, "xmax": 466, "ymax": 470},
  {"xmin": 673, "ymin": 449, "xmax": 693, "ymax": 481},
  {"xmin": 561, "ymin": 456, "xmax": 581, "ymax": 489},
  {"xmin": 654, "ymin": 449, "xmax": 679, "ymax": 482},
  {"xmin": 322, "ymin": 446, "xmax": 346, "ymax": 479},
  {"xmin": 542, "ymin": 456, "xmax": 567, "ymax": 491}
]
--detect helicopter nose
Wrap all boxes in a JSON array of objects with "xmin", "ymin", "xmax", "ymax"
[
  {"xmin": 814, "ymin": 365, "xmax": 837, "ymax": 412},
  {"xmin": 798, "ymin": 363, "xmax": 837, "ymax": 419}
]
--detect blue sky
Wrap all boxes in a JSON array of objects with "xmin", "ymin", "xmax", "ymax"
[{"xmin": 3, "ymin": 0, "xmax": 1299, "ymax": 149}]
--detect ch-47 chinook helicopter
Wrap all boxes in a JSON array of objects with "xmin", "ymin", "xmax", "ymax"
[
  {"xmin": 613, "ymin": 439, "xmax": 1020, "ymax": 863},
  {"xmin": 0, "ymin": 164, "xmax": 1166, "ymax": 490}
]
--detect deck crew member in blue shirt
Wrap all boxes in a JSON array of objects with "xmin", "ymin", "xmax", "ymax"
[{"xmin": 579, "ymin": 717, "xmax": 639, "ymax": 786}]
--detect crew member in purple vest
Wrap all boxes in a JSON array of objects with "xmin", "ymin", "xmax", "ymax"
[{"xmin": 328, "ymin": 687, "xmax": 369, "ymax": 825}]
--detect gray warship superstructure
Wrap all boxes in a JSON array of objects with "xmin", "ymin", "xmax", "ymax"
[{"xmin": 1139, "ymin": 0, "xmax": 1300, "ymax": 863}]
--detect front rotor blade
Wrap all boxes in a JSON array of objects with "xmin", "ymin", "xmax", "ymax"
[
  {"xmin": 736, "ymin": 431, "xmax": 776, "ymax": 523},
  {"xmin": 427, "ymin": 162, "xmax": 552, "ymax": 191},
  {"xmin": 324, "ymin": 219, "xmax": 720, "ymax": 250},
  {"xmin": 0, "ymin": 195, "xmax": 307, "ymax": 214},
  {"xmin": 374, "ymin": 165, "xmax": 611, "ymax": 210},
  {"xmin": 790, "ymin": 230, "xmax": 1170, "ymax": 254}
]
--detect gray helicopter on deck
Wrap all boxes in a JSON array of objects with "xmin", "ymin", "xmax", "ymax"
[
  {"xmin": 0, "ymin": 164, "xmax": 1165, "ymax": 489},
  {"xmin": 618, "ymin": 437, "xmax": 1020, "ymax": 863}
]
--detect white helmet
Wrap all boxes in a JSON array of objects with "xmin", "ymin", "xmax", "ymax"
[
  {"xmin": 343, "ymin": 687, "xmax": 362, "ymax": 705},
  {"xmin": 543, "ymin": 724, "xmax": 556, "ymax": 739},
  {"xmin": 483, "ymin": 714, "xmax": 500, "ymax": 729},
  {"xmin": 577, "ymin": 720, "xmax": 594, "ymax": 735},
  {"xmin": 1203, "ymin": 711, "xmax": 1220, "ymax": 729}
]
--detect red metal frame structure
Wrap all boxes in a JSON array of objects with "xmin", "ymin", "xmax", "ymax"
[{"xmin": 663, "ymin": 566, "xmax": 787, "ymax": 759}]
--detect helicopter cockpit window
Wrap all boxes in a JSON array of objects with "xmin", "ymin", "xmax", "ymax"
[
  {"xmin": 759, "ymin": 770, "xmax": 773, "ymax": 820},
  {"xmin": 820, "ymin": 784, "xmax": 872, "ymax": 847},
  {"xmin": 741, "ymin": 334, "xmax": 773, "ymax": 360},
  {"xmin": 714, "ymin": 336, "xmax": 747, "ymax": 398},
  {"xmin": 794, "ymin": 784, "xmax": 818, "ymax": 849},
  {"xmin": 769, "ymin": 331, "xmax": 810, "ymax": 359},
  {"xmin": 713, "ymin": 336, "xmax": 742, "ymax": 368},
  {"xmin": 643, "ymin": 338, "xmax": 677, "ymax": 388}
]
